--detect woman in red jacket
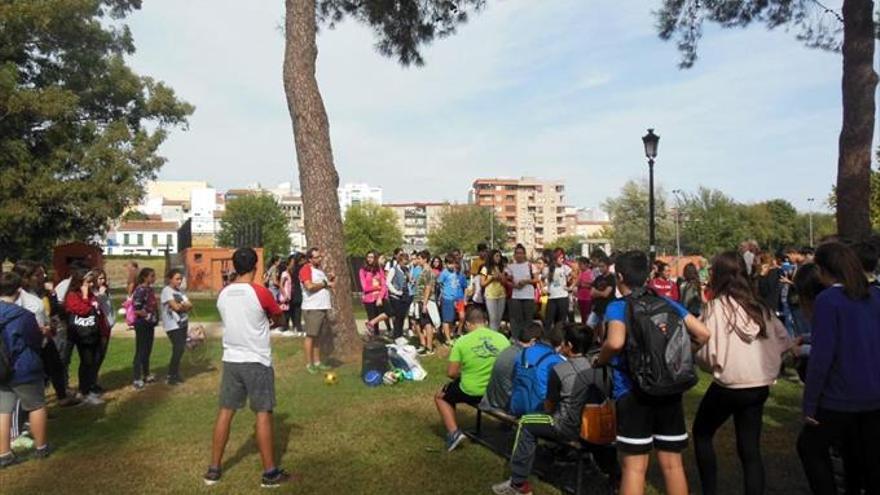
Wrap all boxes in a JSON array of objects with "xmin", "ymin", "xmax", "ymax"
[{"xmin": 64, "ymin": 270, "xmax": 110, "ymax": 406}]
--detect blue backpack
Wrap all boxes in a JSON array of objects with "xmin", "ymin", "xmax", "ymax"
[{"xmin": 508, "ymin": 347, "xmax": 556, "ymax": 416}]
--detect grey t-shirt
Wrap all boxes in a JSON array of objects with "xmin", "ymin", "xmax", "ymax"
[
  {"xmin": 547, "ymin": 355, "xmax": 610, "ymax": 439},
  {"xmin": 160, "ymin": 285, "xmax": 189, "ymax": 331},
  {"xmin": 481, "ymin": 344, "xmax": 521, "ymax": 410}
]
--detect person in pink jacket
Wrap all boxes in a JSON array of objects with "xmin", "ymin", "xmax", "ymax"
[
  {"xmin": 693, "ymin": 251, "xmax": 795, "ymax": 495},
  {"xmin": 359, "ymin": 251, "xmax": 390, "ymax": 336}
]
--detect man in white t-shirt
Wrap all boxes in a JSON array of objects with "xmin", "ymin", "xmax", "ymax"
[
  {"xmin": 300, "ymin": 247, "xmax": 335, "ymax": 374},
  {"xmin": 204, "ymin": 248, "xmax": 292, "ymax": 489}
]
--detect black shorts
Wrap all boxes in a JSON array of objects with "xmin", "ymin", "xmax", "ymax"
[
  {"xmin": 440, "ymin": 378, "xmax": 482, "ymax": 407},
  {"xmin": 615, "ymin": 392, "xmax": 688, "ymax": 454}
]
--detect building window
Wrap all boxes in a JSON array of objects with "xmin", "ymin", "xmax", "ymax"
[
  {"xmin": 166, "ymin": 234, "xmax": 173, "ymax": 246},
  {"xmin": 123, "ymin": 234, "xmax": 130, "ymax": 246},
  {"xmin": 137, "ymin": 234, "xmax": 143, "ymax": 246},
  {"xmin": 152, "ymin": 234, "xmax": 159, "ymax": 246}
]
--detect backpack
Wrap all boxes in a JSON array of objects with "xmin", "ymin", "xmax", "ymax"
[
  {"xmin": 0, "ymin": 321, "xmax": 12, "ymax": 384},
  {"xmin": 508, "ymin": 347, "xmax": 556, "ymax": 416},
  {"xmin": 623, "ymin": 287, "xmax": 698, "ymax": 397}
]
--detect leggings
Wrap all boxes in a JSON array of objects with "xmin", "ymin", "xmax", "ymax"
[
  {"xmin": 543, "ymin": 297, "xmax": 568, "ymax": 331},
  {"xmin": 288, "ymin": 302, "xmax": 302, "ymax": 332},
  {"xmin": 40, "ymin": 341, "xmax": 68, "ymax": 400},
  {"xmin": 132, "ymin": 321, "xmax": 156, "ymax": 382},
  {"xmin": 485, "ymin": 297, "xmax": 505, "ymax": 331},
  {"xmin": 166, "ymin": 324, "xmax": 187, "ymax": 381},
  {"xmin": 797, "ymin": 407, "xmax": 880, "ymax": 495},
  {"xmin": 390, "ymin": 297, "xmax": 411, "ymax": 339},
  {"xmin": 74, "ymin": 339, "xmax": 101, "ymax": 396},
  {"xmin": 693, "ymin": 383, "xmax": 769, "ymax": 495}
]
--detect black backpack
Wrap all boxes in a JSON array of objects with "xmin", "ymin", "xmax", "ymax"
[
  {"xmin": 624, "ymin": 287, "xmax": 697, "ymax": 397},
  {"xmin": 0, "ymin": 321, "xmax": 13, "ymax": 384},
  {"xmin": 361, "ymin": 340, "xmax": 389, "ymax": 377}
]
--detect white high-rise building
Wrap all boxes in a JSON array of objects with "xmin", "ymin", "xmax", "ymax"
[{"xmin": 338, "ymin": 183, "xmax": 382, "ymax": 212}]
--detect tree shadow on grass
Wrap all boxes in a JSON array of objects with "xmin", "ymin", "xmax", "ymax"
[
  {"xmin": 221, "ymin": 412, "xmax": 300, "ymax": 473},
  {"xmin": 92, "ymin": 344, "xmax": 217, "ymax": 394}
]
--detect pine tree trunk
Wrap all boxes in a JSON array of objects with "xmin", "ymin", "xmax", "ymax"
[
  {"xmin": 836, "ymin": 0, "xmax": 877, "ymax": 241},
  {"xmin": 283, "ymin": 0, "xmax": 359, "ymax": 360}
]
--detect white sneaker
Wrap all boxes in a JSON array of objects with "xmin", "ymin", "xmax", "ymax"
[
  {"xmin": 84, "ymin": 393, "xmax": 104, "ymax": 406},
  {"xmin": 280, "ymin": 331, "xmax": 296, "ymax": 338},
  {"xmin": 270, "ymin": 329, "xmax": 283, "ymax": 336}
]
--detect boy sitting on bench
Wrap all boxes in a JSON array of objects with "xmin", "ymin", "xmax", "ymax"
[
  {"xmin": 492, "ymin": 324, "xmax": 612, "ymax": 495},
  {"xmin": 480, "ymin": 322, "xmax": 543, "ymax": 412}
]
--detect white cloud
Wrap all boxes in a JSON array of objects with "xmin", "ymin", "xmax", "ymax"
[{"xmin": 126, "ymin": 0, "xmax": 853, "ymax": 213}]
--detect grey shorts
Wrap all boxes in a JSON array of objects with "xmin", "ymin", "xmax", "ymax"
[
  {"xmin": 219, "ymin": 362, "xmax": 276, "ymax": 412},
  {"xmin": 303, "ymin": 310, "xmax": 331, "ymax": 338},
  {"xmin": 0, "ymin": 380, "xmax": 46, "ymax": 413}
]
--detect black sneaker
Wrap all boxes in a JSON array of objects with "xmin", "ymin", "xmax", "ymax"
[
  {"xmin": 260, "ymin": 468, "xmax": 292, "ymax": 488},
  {"xmin": 0, "ymin": 452, "xmax": 20, "ymax": 469},
  {"xmin": 203, "ymin": 466, "xmax": 222, "ymax": 486},
  {"xmin": 33, "ymin": 444, "xmax": 52, "ymax": 460}
]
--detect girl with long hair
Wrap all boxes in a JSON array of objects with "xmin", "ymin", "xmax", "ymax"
[
  {"xmin": 90, "ymin": 269, "xmax": 113, "ymax": 393},
  {"xmin": 542, "ymin": 248, "xmax": 573, "ymax": 331},
  {"xmin": 64, "ymin": 270, "xmax": 111, "ymax": 405},
  {"xmin": 359, "ymin": 251, "xmax": 390, "ymax": 335},
  {"xmin": 480, "ymin": 249, "xmax": 506, "ymax": 331},
  {"xmin": 286, "ymin": 253, "xmax": 305, "ymax": 336},
  {"xmin": 797, "ymin": 242, "xmax": 880, "ymax": 495},
  {"xmin": 693, "ymin": 252, "xmax": 793, "ymax": 495},
  {"xmin": 679, "ymin": 263, "xmax": 704, "ymax": 316},
  {"xmin": 161, "ymin": 268, "xmax": 192, "ymax": 385},
  {"xmin": 131, "ymin": 267, "xmax": 158, "ymax": 390}
]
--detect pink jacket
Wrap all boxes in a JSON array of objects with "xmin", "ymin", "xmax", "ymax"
[
  {"xmin": 359, "ymin": 267, "xmax": 387, "ymax": 304},
  {"xmin": 697, "ymin": 296, "xmax": 793, "ymax": 389}
]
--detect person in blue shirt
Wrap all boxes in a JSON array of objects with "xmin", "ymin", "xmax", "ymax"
[
  {"xmin": 594, "ymin": 251, "xmax": 709, "ymax": 495},
  {"xmin": 508, "ymin": 324, "xmax": 565, "ymax": 417},
  {"xmin": 797, "ymin": 242, "xmax": 880, "ymax": 495},
  {"xmin": 0, "ymin": 272, "xmax": 51, "ymax": 467},
  {"xmin": 437, "ymin": 255, "xmax": 467, "ymax": 345}
]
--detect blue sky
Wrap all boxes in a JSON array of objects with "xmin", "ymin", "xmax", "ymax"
[{"xmin": 125, "ymin": 0, "xmax": 861, "ymax": 213}]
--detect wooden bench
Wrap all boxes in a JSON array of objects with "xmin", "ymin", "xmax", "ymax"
[{"xmin": 464, "ymin": 403, "xmax": 616, "ymax": 495}]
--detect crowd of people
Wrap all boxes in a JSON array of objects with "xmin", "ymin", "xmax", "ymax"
[
  {"xmin": 419, "ymin": 239, "xmax": 879, "ymax": 495},
  {"xmin": 0, "ymin": 259, "xmax": 195, "ymax": 468},
  {"xmin": 2, "ymin": 235, "xmax": 880, "ymax": 495}
]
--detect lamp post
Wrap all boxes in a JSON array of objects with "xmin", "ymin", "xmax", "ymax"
[
  {"xmin": 642, "ymin": 129, "xmax": 660, "ymax": 261},
  {"xmin": 807, "ymin": 197, "xmax": 815, "ymax": 247}
]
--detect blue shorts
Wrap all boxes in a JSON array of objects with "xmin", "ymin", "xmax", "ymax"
[{"xmin": 441, "ymin": 299, "xmax": 457, "ymax": 323}]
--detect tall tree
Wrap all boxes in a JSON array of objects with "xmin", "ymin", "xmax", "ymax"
[
  {"xmin": 343, "ymin": 202, "xmax": 404, "ymax": 256},
  {"xmin": 218, "ymin": 195, "xmax": 291, "ymax": 262},
  {"xmin": 656, "ymin": 0, "xmax": 878, "ymax": 240},
  {"xmin": 428, "ymin": 204, "xmax": 507, "ymax": 255},
  {"xmin": 678, "ymin": 187, "xmax": 746, "ymax": 256},
  {"xmin": 551, "ymin": 235, "xmax": 586, "ymax": 256},
  {"xmin": 603, "ymin": 180, "xmax": 675, "ymax": 253},
  {"xmin": 0, "ymin": 0, "xmax": 193, "ymax": 261},
  {"xmin": 283, "ymin": 0, "xmax": 484, "ymax": 358}
]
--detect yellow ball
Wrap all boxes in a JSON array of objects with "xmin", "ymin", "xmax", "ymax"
[{"xmin": 324, "ymin": 372, "xmax": 338, "ymax": 385}]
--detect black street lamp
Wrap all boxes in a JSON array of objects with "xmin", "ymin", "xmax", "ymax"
[{"xmin": 642, "ymin": 128, "xmax": 660, "ymax": 261}]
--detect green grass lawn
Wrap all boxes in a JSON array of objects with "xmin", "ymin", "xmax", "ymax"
[{"xmin": 0, "ymin": 337, "xmax": 810, "ymax": 494}]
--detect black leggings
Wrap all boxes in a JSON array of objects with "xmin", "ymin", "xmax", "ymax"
[
  {"xmin": 390, "ymin": 297, "xmax": 411, "ymax": 339},
  {"xmin": 166, "ymin": 325, "xmax": 187, "ymax": 381},
  {"xmin": 133, "ymin": 321, "xmax": 155, "ymax": 381},
  {"xmin": 41, "ymin": 342, "xmax": 67, "ymax": 399},
  {"xmin": 543, "ymin": 297, "xmax": 568, "ymax": 330},
  {"xmin": 798, "ymin": 407, "xmax": 880, "ymax": 495},
  {"xmin": 74, "ymin": 339, "xmax": 100, "ymax": 396},
  {"xmin": 288, "ymin": 302, "xmax": 302, "ymax": 332},
  {"xmin": 693, "ymin": 383, "xmax": 769, "ymax": 495}
]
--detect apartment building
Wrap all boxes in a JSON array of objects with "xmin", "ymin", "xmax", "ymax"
[
  {"xmin": 470, "ymin": 177, "xmax": 568, "ymax": 252},
  {"xmin": 338, "ymin": 183, "xmax": 383, "ymax": 213},
  {"xmin": 385, "ymin": 202, "xmax": 448, "ymax": 250}
]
